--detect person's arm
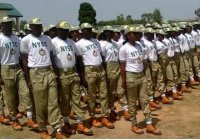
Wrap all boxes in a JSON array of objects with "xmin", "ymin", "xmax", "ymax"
[
  {"xmin": 120, "ymin": 61, "xmax": 126, "ymax": 89},
  {"xmin": 76, "ymin": 55, "xmax": 88, "ymax": 88},
  {"xmin": 21, "ymin": 53, "xmax": 31, "ymax": 88}
]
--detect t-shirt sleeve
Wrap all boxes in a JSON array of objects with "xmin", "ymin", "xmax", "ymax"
[
  {"xmin": 119, "ymin": 46, "xmax": 126, "ymax": 61},
  {"xmin": 20, "ymin": 38, "xmax": 29, "ymax": 54},
  {"xmin": 75, "ymin": 42, "xmax": 82, "ymax": 56},
  {"xmin": 48, "ymin": 38, "xmax": 56, "ymax": 55},
  {"xmin": 100, "ymin": 42, "xmax": 106, "ymax": 57}
]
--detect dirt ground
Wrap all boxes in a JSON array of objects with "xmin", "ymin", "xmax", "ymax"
[{"xmin": 1, "ymin": 86, "xmax": 200, "ymax": 139}]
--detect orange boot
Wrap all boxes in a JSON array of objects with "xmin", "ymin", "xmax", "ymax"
[
  {"xmin": 91, "ymin": 118, "xmax": 103, "ymax": 128},
  {"xmin": 12, "ymin": 120, "xmax": 23, "ymax": 131},
  {"xmin": 41, "ymin": 130, "xmax": 52, "ymax": 139},
  {"xmin": 77, "ymin": 122, "xmax": 93, "ymax": 135},
  {"xmin": 173, "ymin": 92, "xmax": 183, "ymax": 100},
  {"xmin": 101, "ymin": 117, "xmax": 114, "ymax": 129},
  {"xmin": 149, "ymin": 101, "xmax": 162, "ymax": 109},
  {"xmin": 181, "ymin": 86, "xmax": 192, "ymax": 93},
  {"xmin": 131, "ymin": 124, "xmax": 144, "ymax": 134},
  {"xmin": 0, "ymin": 114, "xmax": 11, "ymax": 125},
  {"xmin": 27, "ymin": 119, "xmax": 38, "ymax": 129},
  {"xmin": 162, "ymin": 96, "xmax": 173, "ymax": 104},
  {"xmin": 124, "ymin": 110, "xmax": 131, "ymax": 120},
  {"xmin": 146, "ymin": 124, "xmax": 161, "ymax": 135}
]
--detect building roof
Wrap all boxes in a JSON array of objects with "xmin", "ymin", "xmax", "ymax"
[{"xmin": 0, "ymin": 3, "xmax": 23, "ymax": 17}]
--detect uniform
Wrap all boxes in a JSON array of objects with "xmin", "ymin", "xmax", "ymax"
[
  {"xmin": 119, "ymin": 41, "xmax": 152, "ymax": 126},
  {"xmin": 20, "ymin": 33, "xmax": 62, "ymax": 132}
]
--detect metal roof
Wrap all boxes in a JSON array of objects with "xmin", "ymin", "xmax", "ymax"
[{"xmin": 0, "ymin": 3, "xmax": 23, "ymax": 17}]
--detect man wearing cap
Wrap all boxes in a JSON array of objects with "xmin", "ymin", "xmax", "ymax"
[
  {"xmin": 99, "ymin": 26, "xmax": 120, "ymax": 120},
  {"xmin": 69, "ymin": 25, "xmax": 79, "ymax": 42},
  {"xmin": 119, "ymin": 26, "xmax": 161, "ymax": 135},
  {"xmin": 112, "ymin": 28, "xmax": 130, "ymax": 120},
  {"xmin": 20, "ymin": 18, "xmax": 63, "ymax": 139},
  {"xmin": 162, "ymin": 27, "xmax": 182, "ymax": 100},
  {"xmin": 190, "ymin": 22, "xmax": 200, "ymax": 81},
  {"xmin": 0, "ymin": 16, "xmax": 38, "ymax": 131},
  {"xmin": 76, "ymin": 22, "xmax": 114, "ymax": 129},
  {"xmin": 141, "ymin": 27, "xmax": 170, "ymax": 105},
  {"xmin": 52, "ymin": 21, "xmax": 93, "ymax": 135}
]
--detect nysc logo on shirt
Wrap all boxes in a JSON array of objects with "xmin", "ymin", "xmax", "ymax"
[
  {"xmin": 131, "ymin": 51, "xmax": 142, "ymax": 57},
  {"xmin": 5, "ymin": 42, "xmax": 18, "ymax": 48},
  {"xmin": 85, "ymin": 44, "xmax": 98, "ymax": 50},
  {"xmin": 60, "ymin": 45, "xmax": 72, "ymax": 52},
  {"xmin": 32, "ymin": 42, "xmax": 47, "ymax": 48}
]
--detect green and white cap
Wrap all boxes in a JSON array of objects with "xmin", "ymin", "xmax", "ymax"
[
  {"xmin": 56, "ymin": 21, "xmax": 70, "ymax": 29},
  {"xmin": 69, "ymin": 25, "xmax": 79, "ymax": 32},
  {"xmin": 29, "ymin": 18, "xmax": 42, "ymax": 25},
  {"xmin": 145, "ymin": 27, "xmax": 155, "ymax": 33},
  {"xmin": 163, "ymin": 27, "xmax": 173, "ymax": 32},
  {"xmin": 92, "ymin": 28, "xmax": 100, "ymax": 34},
  {"xmin": 103, "ymin": 25, "xmax": 114, "ymax": 32},
  {"xmin": 24, "ymin": 24, "xmax": 31, "ymax": 30},
  {"xmin": 145, "ymin": 23, "xmax": 152, "ymax": 27},
  {"xmin": 155, "ymin": 29, "xmax": 166, "ymax": 35},
  {"xmin": 80, "ymin": 23, "xmax": 93, "ymax": 29},
  {"xmin": 1, "ymin": 16, "xmax": 12, "ymax": 23}
]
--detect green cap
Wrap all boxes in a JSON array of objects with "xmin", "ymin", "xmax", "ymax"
[
  {"xmin": 56, "ymin": 21, "xmax": 70, "ymax": 30},
  {"xmin": 92, "ymin": 28, "xmax": 100, "ymax": 34},
  {"xmin": 24, "ymin": 24, "xmax": 31, "ymax": 30},
  {"xmin": 103, "ymin": 26, "xmax": 114, "ymax": 32},
  {"xmin": 48, "ymin": 24, "xmax": 56, "ymax": 30},
  {"xmin": 124, "ymin": 26, "xmax": 139, "ymax": 34},
  {"xmin": 123, "ymin": 25, "xmax": 129, "ymax": 30},
  {"xmin": 192, "ymin": 21, "xmax": 199, "ymax": 25},
  {"xmin": 155, "ymin": 29, "xmax": 166, "ymax": 35},
  {"xmin": 69, "ymin": 25, "xmax": 79, "ymax": 32},
  {"xmin": 145, "ymin": 23, "xmax": 152, "ymax": 27},
  {"xmin": 175, "ymin": 27, "xmax": 182, "ymax": 31},
  {"xmin": 113, "ymin": 28, "xmax": 121, "ymax": 33},
  {"xmin": 154, "ymin": 24, "xmax": 162, "ymax": 29},
  {"xmin": 179, "ymin": 24, "xmax": 187, "ymax": 29},
  {"xmin": 29, "ymin": 18, "xmax": 42, "ymax": 25},
  {"xmin": 80, "ymin": 23, "xmax": 93, "ymax": 29},
  {"xmin": 145, "ymin": 27, "xmax": 155, "ymax": 33},
  {"xmin": 163, "ymin": 27, "xmax": 173, "ymax": 32},
  {"xmin": 171, "ymin": 22, "xmax": 178, "ymax": 27},
  {"xmin": 1, "ymin": 16, "xmax": 12, "ymax": 23}
]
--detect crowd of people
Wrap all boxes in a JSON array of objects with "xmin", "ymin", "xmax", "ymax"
[{"xmin": 0, "ymin": 16, "xmax": 200, "ymax": 139}]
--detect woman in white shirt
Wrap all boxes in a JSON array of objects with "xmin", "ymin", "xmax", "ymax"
[{"xmin": 119, "ymin": 26, "xmax": 161, "ymax": 135}]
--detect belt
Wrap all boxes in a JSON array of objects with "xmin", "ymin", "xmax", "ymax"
[
  {"xmin": 30, "ymin": 66, "xmax": 52, "ymax": 72},
  {"xmin": 58, "ymin": 67, "xmax": 75, "ymax": 72},
  {"xmin": 127, "ymin": 71, "xmax": 144, "ymax": 75},
  {"xmin": 85, "ymin": 65, "xmax": 102, "ymax": 71},
  {"xmin": 1, "ymin": 64, "xmax": 20, "ymax": 69}
]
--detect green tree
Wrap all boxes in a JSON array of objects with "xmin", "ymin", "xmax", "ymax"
[
  {"xmin": 195, "ymin": 8, "xmax": 200, "ymax": 19},
  {"xmin": 125, "ymin": 15, "xmax": 134, "ymax": 24},
  {"xmin": 78, "ymin": 2, "xmax": 97, "ymax": 26},
  {"xmin": 152, "ymin": 8, "xmax": 163, "ymax": 24},
  {"xmin": 141, "ymin": 12, "xmax": 153, "ymax": 23}
]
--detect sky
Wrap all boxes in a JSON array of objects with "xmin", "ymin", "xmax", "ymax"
[{"xmin": 1, "ymin": 0, "xmax": 200, "ymax": 26}]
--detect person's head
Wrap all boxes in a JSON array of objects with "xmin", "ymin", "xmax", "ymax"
[
  {"xmin": 1, "ymin": 17, "xmax": 13, "ymax": 36},
  {"xmin": 69, "ymin": 26, "xmax": 79, "ymax": 42},
  {"xmin": 103, "ymin": 26, "xmax": 114, "ymax": 41},
  {"xmin": 48, "ymin": 25, "xmax": 57, "ymax": 39},
  {"xmin": 155, "ymin": 29, "xmax": 166, "ymax": 41},
  {"xmin": 112, "ymin": 29, "xmax": 121, "ymax": 42},
  {"xmin": 56, "ymin": 21, "xmax": 70, "ymax": 40},
  {"xmin": 80, "ymin": 23, "xmax": 93, "ymax": 40},
  {"xmin": 125, "ymin": 27, "xmax": 138, "ymax": 44},
  {"xmin": 186, "ymin": 25, "xmax": 192, "ymax": 34},
  {"xmin": 24, "ymin": 24, "xmax": 31, "ymax": 35},
  {"xmin": 145, "ymin": 28, "xmax": 155, "ymax": 41},
  {"xmin": 29, "ymin": 18, "xmax": 43, "ymax": 37}
]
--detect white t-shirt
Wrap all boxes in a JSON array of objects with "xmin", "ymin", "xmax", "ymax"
[
  {"xmin": 154, "ymin": 40, "xmax": 167, "ymax": 55},
  {"xmin": 76, "ymin": 38, "xmax": 102, "ymax": 66},
  {"xmin": 112, "ymin": 39, "xmax": 123, "ymax": 49},
  {"xmin": 163, "ymin": 38, "xmax": 174, "ymax": 57},
  {"xmin": 52, "ymin": 37, "xmax": 78, "ymax": 68},
  {"xmin": 119, "ymin": 42, "xmax": 144, "ymax": 72},
  {"xmin": 185, "ymin": 33, "xmax": 195, "ymax": 49},
  {"xmin": 136, "ymin": 40, "xmax": 148, "ymax": 60},
  {"xmin": 100, "ymin": 40, "xmax": 119, "ymax": 62},
  {"xmin": 178, "ymin": 34, "xmax": 190, "ymax": 53},
  {"xmin": 172, "ymin": 38, "xmax": 181, "ymax": 53},
  {"xmin": 142, "ymin": 38, "xmax": 158, "ymax": 62},
  {"xmin": 20, "ymin": 34, "xmax": 53, "ymax": 68},
  {"xmin": 191, "ymin": 30, "xmax": 200, "ymax": 46},
  {"xmin": 0, "ymin": 33, "xmax": 20, "ymax": 65}
]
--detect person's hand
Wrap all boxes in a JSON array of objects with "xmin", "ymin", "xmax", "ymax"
[
  {"xmin": 121, "ymin": 81, "xmax": 127, "ymax": 89},
  {"xmin": 0, "ymin": 78, "xmax": 4, "ymax": 85}
]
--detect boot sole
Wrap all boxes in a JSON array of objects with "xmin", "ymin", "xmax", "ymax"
[
  {"xmin": 77, "ymin": 130, "xmax": 94, "ymax": 136},
  {"xmin": 146, "ymin": 130, "xmax": 162, "ymax": 135},
  {"xmin": 132, "ymin": 130, "xmax": 144, "ymax": 135}
]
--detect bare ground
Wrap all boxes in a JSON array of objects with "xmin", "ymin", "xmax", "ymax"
[{"xmin": 1, "ymin": 86, "xmax": 200, "ymax": 139}]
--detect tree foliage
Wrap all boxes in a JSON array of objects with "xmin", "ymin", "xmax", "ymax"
[
  {"xmin": 141, "ymin": 8, "xmax": 163, "ymax": 24},
  {"xmin": 78, "ymin": 2, "xmax": 97, "ymax": 26},
  {"xmin": 20, "ymin": 20, "xmax": 27, "ymax": 31},
  {"xmin": 195, "ymin": 8, "xmax": 200, "ymax": 19}
]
